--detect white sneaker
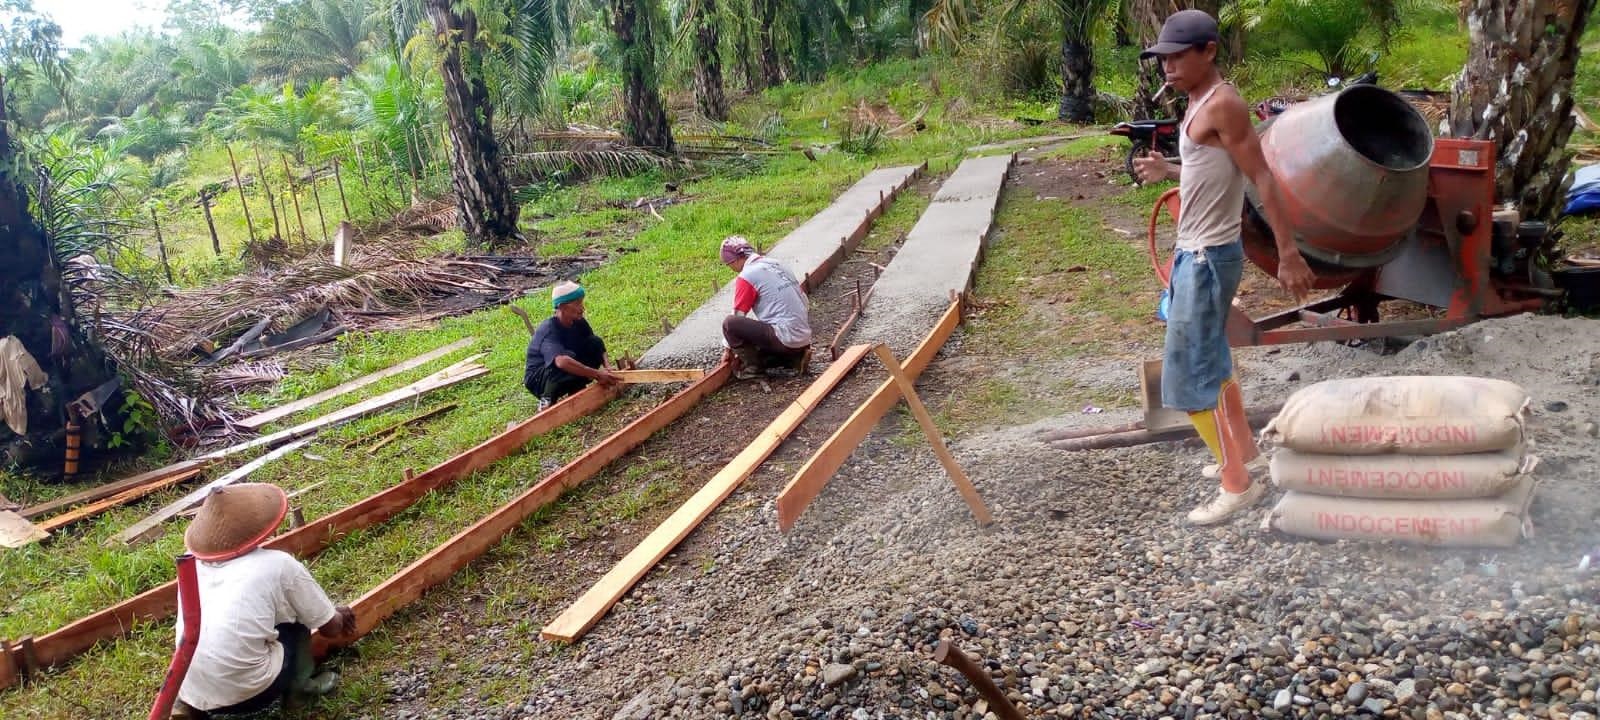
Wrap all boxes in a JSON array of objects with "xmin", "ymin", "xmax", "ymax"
[
  {"xmin": 1201, "ymin": 454, "xmax": 1269, "ymax": 480},
  {"xmin": 1186, "ymin": 481, "xmax": 1267, "ymax": 526}
]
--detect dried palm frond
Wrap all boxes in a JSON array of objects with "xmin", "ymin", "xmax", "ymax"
[
  {"xmin": 209, "ymin": 362, "xmax": 289, "ymax": 392},
  {"xmin": 506, "ymin": 149, "xmax": 681, "ymax": 178}
]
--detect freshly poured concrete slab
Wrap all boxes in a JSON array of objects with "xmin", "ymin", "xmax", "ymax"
[
  {"xmin": 640, "ymin": 164, "xmax": 924, "ymax": 368},
  {"xmin": 850, "ymin": 153, "xmax": 1014, "ymax": 354}
]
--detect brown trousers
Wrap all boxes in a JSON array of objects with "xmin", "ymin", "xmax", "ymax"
[{"xmin": 722, "ymin": 316, "xmax": 806, "ymax": 369}]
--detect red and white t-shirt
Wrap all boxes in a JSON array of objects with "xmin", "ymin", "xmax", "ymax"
[{"xmin": 732, "ymin": 255, "xmax": 812, "ymax": 348}]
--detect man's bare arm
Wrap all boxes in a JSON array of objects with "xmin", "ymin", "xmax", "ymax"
[{"xmin": 1211, "ymin": 92, "xmax": 1313, "ymax": 299}]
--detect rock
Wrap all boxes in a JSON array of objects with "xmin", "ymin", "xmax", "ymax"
[
  {"xmin": 1362, "ymin": 698, "xmax": 1392, "ymax": 714},
  {"xmin": 1348, "ymin": 683, "xmax": 1370, "ymax": 704},
  {"xmin": 1397, "ymin": 679, "xmax": 1417, "ymax": 704},
  {"xmin": 1275, "ymin": 689, "xmax": 1293, "ymax": 711},
  {"xmin": 821, "ymin": 664, "xmax": 856, "ymax": 688}
]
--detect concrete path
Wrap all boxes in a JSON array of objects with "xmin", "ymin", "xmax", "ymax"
[
  {"xmin": 640, "ymin": 164, "xmax": 924, "ymax": 368},
  {"xmin": 850, "ymin": 153, "xmax": 1015, "ymax": 355}
]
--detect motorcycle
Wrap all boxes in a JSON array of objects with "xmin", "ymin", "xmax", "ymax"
[{"xmin": 1109, "ymin": 118, "xmax": 1180, "ymax": 186}]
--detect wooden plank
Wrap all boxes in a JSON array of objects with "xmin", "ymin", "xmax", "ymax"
[
  {"xmin": 342, "ymin": 403, "xmax": 458, "ymax": 449},
  {"xmin": 541, "ymin": 346, "xmax": 873, "ymax": 642},
  {"xmin": 870, "ymin": 345, "xmax": 992, "ymax": 526},
  {"xmin": 112, "ymin": 440, "xmax": 312, "ymax": 545},
  {"xmin": 202, "ymin": 357, "xmax": 487, "ymax": 464},
  {"xmin": 613, "ymin": 368, "xmax": 705, "ymax": 384},
  {"xmin": 21, "ymin": 459, "xmax": 214, "ymax": 520},
  {"xmin": 1, "ymin": 384, "xmax": 617, "ymax": 690},
  {"xmin": 0, "ymin": 510, "xmax": 48, "ymax": 548},
  {"xmin": 315, "ymin": 363, "xmax": 733, "ymax": 657},
  {"xmin": 237, "ymin": 337, "xmax": 475, "ymax": 430},
  {"xmin": 34, "ymin": 467, "xmax": 207, "ymax": 535},
  {"xmin": 776, "ymin": 299, "xmax": 964, "ymax": 532}
]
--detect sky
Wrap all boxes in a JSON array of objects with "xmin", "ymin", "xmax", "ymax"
[{"xmin": 29, "ymin": 0, "xmax": 170, "ymax": 47}]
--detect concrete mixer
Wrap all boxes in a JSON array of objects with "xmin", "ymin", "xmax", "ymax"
[{"xmin": 1145, "ymin": 84, "xmax": 1554, "ymax": 348}]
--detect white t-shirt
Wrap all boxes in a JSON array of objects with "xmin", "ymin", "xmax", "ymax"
[
  {"xmin": 175, "ymin": 548, "xmax": 338, "ymax": 711},
  {"xmin": 732, "ymin": 256, "xmax": 812, "ymax": 348}
]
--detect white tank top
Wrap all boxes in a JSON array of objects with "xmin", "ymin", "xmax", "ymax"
[{"xmin": 1176, "ymin": 83, "xmax": 1246, "ymax": 251}]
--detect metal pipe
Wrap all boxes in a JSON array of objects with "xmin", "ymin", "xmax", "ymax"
[
  {"xmin": 147, "ymin": 554, "xmax": 200, "ymax": 720},
  {"xmin": 932, "ymin": 639, "xmax": 1027, "ymax": 720}
]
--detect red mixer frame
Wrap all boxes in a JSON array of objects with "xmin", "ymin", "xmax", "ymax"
[{"xmin": 1146, "ymin": 137, "xmax": 1546, "ymax": 347}]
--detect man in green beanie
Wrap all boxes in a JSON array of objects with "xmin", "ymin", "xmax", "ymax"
[{"xmin": 523, "ymin": 281, "xmax": 621, "ymax": 411}]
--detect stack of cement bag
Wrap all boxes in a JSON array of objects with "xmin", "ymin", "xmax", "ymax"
[{"xmin": 1259, "ymin": 376, "xmax": 1538, "ymax": 547}]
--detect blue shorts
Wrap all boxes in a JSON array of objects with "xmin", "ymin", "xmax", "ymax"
[{"xmin": 1161, "ymin": 241, "xmax": 1244, "ymax": 412}]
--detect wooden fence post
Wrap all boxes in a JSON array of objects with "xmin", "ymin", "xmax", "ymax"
[{"xmin": 226, "ymin": 146, "xmax": 257, "ymax": 245}]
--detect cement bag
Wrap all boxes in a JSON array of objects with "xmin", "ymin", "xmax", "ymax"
[
  {"xmin": 1261, "ymin": 376, "xmax": 1530, "ymax": 455},
  {"xmin": 1262, "ymin": 475, "xmax": 1536, "ymax": 547},
  {"xmin": 1270, "ymin": 448, "xmax": 1537, "ymax": 500}
]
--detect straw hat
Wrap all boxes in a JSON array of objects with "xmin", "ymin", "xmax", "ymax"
[{"xmin": 185, "ymin": 483, "xmax": 288, "ymax": 561}]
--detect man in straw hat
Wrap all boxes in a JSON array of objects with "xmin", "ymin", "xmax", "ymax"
[
  {"xmin": 172, "ymin": 483, "xmax": 357, "ymax": 718},
  {"xmin": 523, "ymin": 280, "xmax": 621, "ymax": 411},
  {"xmin": 1131, "ymin": 9, "xmax": 1313, "ymax": 525},
  {"xmin": 717, "ymin": 236, "xmax": 812, "ymax": 381}
]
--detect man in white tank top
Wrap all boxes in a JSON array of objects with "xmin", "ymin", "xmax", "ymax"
[{"xmin": 1132, "ymin": 10, "xmax": 1315, "ymax": 526}]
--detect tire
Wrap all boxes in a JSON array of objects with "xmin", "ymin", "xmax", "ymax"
[{"xmin": 1125, "ymin": 139, "xmax": 1150, "ymax": 186}]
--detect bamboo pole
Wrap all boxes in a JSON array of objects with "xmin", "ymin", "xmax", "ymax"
[
  {"xmin": 281, "ymin": 154, "xmax": 309, "ymax": 244},
  {"xmin": 308, "ymin": 165, "xmax": 330, "ymax": 242},
  {"xmin": 252, "ymin": 147, "xmax": 282, "ymax": 239},
  {"xmin": 352, "ymin": 143, "xmax": 375, "ymax": 207},
  {"xmin": 150, "ymin": 207, "xmax": 173, "ymax": 284},
  {"xmin": 332, "ymin": 158, "xmax": 350, "ymax": 217},
  {"xmin": 199, "ymin": 193, "xmax": 221, "ymax": 256},
  {"xmin": 225, "ymin": 146, "xmax": 257, "ymax": 245}
]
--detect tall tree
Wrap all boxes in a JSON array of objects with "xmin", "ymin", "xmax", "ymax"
[
  {"xmin": 1450, "ymin": 0, "xmax": 1595, "ymax": 223},
  {"xmin": 611, "ymin": 0, "xmax": 676, "ymax": 150},
  {"xmin": 0, "ymin": 79, "xmax": 125, "ymax": 470},
  {"xmin": 689, "ymin": 0, "xmax": 729, "ymax": 121},
  {"xmin": 252, "ymin": 0, "xmax": 377, "ymax": 83},
  {"xmin": 926, "ymin": 0, "xmax": 1117, "ymax": 123},
  {"xmin": 426, "ymin": 0, "xmax": 523, "ymax": 245},
  {"xmin": 754, "ymin": 0, "xmax": 782, "ymax": 86}
]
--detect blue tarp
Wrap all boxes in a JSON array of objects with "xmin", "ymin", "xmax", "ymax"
[{"xmin": 1564, "ymin": 165, "xmax": 1600, "ymax": 215}]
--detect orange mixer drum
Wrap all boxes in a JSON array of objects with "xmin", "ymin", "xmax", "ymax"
[{"xmin": 1249, "ymin": 84, "xmax": 1435, "ymax": 273}]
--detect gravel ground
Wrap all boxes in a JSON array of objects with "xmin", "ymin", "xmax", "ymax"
[{"xmin": 363, "ymin": 314, "xmax": 1600, "ymax": 720}]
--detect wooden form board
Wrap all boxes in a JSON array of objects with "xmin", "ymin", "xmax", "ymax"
[
  {"xmin": 236, "ymin": 337, "xmax": 475, "ymax": 430},
  {"xmin": 613, "ymin": 368, "xmax": 705, "ymax": 384},
  {"xmin": 776, "ymin": 298, "xmax": 965, "ymax": 532},
  {"xmin": 113, "ymin": 440, "xmax": 312, "ymax": 545},
  {"xmin": 315, "ymin": 363, "xmax": 733, "ymax": 657},
  {"xmin": 540, "ymin": 345, "xmax": 873, "ymax": 642},
  {"xmin": 0, "ymin": 384, "xmax": 619, "ymax": 690},
  {"xmin": 21, "ymin": 459, "xmax": 214, "ymax": 520},
  {"xmin": 870, "ymin": 345, "xmax": 992, "ymax": 526},
  {"xmin": 36, "ymin": 467, "xmax": 207, "ymax": 535}
]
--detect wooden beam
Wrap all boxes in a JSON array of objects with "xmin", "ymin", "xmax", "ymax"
[
  {"xmin": 315, "ymin": 363, "xmax": 733, "ymax": 657},
  {"xmin": 541, "ymin": 346, "xmax": 872, "ymax": 643},
  {"xmin": 776, "ymin": 298, "xmax": 964, "ymax": 532},
  {"xmin": 34, "ymin": 467, "xmax": 207, "ymax": 535},
  {"xmin": 0, "ymin": 384, "xmax": 618, "ymax": 691},
  {"xmin": 870, "ymin": 344, "xmax": 992, "ymax": 526},
  {"xmin": 21, "ymin": 460, "xmax": 214, "ymax": 520},
  {"xmin": 112, "ymin": 440, "xmax": 312, "ymax": 545},
  {"xmin": 342, "ymin": 403, "xmax": 458, "ymax": 449},
  {"xmin": 237, "ymin": 338, "xmax": 475, "ymax": 430},
  {"xmin": 613, "ymin": 368, "xmax": 705, "ymax": 384}
]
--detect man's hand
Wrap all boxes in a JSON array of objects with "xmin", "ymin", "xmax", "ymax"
[
  {"xmin": 720, "ymin": 347, "xmax": 734, "ymax": 366},
  {"xmin": 1132, "ymin": 151, "xmax": 1172, "ymax": 185},
  {"xmin": 1276, "ymin": 249, "xmax": 1316, "ymax": 301},
  {"xmin": 320, "ymin": 606, "xmax": 357, "ymax": 639},
  {"xmin": 595, "ymin": 369, "xmax": 623, "ymax": 387}
]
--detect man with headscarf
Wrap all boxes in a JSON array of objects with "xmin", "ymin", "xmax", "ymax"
[
  {"xmin": 718, "ymin": 236, "xmax": 813, "ymax": 380},
  {"xmin": 523, "ymin": 281, "xmax": 621, "ymax": 411}
]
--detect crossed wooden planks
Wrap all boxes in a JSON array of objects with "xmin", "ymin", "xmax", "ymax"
[
  {"xmin": 0, "ymin": 384, "xmax": 617, "ymax": 690},
  {"xmin": 540, "ymin": 345, "xmax": 874, "ymax": 642}
]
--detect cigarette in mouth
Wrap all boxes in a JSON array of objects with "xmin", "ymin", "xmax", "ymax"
[{"xmin": 1152, "ymin": 83, "xmax": 1171, "ymax": 102}]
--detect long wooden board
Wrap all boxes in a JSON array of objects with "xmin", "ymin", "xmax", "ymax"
[
  {"xmin": 21, "ymin": 460, "xmax": 214, "ymax": 520},
  {"xmin": 35, "ymin": 467, "xmax": 207, "ymax": 535},
  {"xmin": 315, "ymin": 363, "xmax": 733, "ymax": 656},
  {"xmin": 0, "ymin": 384, "xmax": 618, "ymax": 689},
  {"xmin": 541, "ymin": 346, "xmax": 872, "ymax": 642},
  {"xmin": 236, "ymin": 337, "xmax": 475, "ymax": 430},
  {"xmin": 776, "ymin": 298, "xmax": 964, "ymax": 532},
  {"xmin": 112, "ymin": 440, "xmax": 312, "ymax": 545},
  {"xmin": 614, "ymin": 368, "xmax": 705, "ymax": 384}
]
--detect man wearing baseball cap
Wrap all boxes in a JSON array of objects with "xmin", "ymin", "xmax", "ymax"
[
  {"xmin": 523, "ymin": 281, "xmax": 622, "ymax": 411},
  {"xmin": 1131, "ymin": 10, "xmax": 1314, "ymax": 525},
  {"xmin": 171, "ymin": 483, "xmax": 356, "ymax": 717}
]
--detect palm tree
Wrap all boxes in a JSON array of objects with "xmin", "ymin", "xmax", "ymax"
[
  {"xmin": 927, "ymin": 0, "xmax": 1118, "ymax": 123},
  {"xmin": 687, "ymin": 0, "xmax": 729, "ymax": 121},
  {"xmin": 425, "ymin": 0, "xmax": 523, "ymax": 245},
  {"xmin": 252, "ymin": 0, "xmax": 378, "ymax": 83},
  {"xmin": 611, "ymin": 0, "xmax": 676, "ymax": 150},
  {"xmin": 754, "ymin": 0, "xmax": 782, "ymax": 86}
]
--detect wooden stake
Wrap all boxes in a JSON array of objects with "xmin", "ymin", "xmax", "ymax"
[
  {"xmin": 147, "ymin": 208, "xmax": 175, "ymax": 285},
  {"xmin": 870, "ymin": 344, "xmax": 992, "ymax": 526},
  {"xmin": 226, "ymin": 146, "xmax": 257, "ymax": 244},
  {"xmin": 307, "ymin": 162, "xmax": 330, "ymax": 242},
  {"xmin": 253, "ymin": 147, "xmax": 281, "ymax": 239},
  {"xmin": 200, "ymin": 193, "xmax": 221, "ymax": 256},
  {"xmin": 332, "ymin": 158, "xmax": 351, "ymax": 218},
  {"xmin": 281, "ymin": 154, "xmax": 308, "ymax": 243},
  {"xmin": 352, "ymin": 142, "xmax": 375, "ymax": 207}
]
